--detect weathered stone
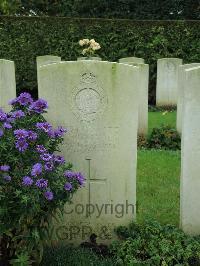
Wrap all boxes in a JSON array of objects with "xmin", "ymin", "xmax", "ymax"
[
  {"xmin": 38, "ymin": 61, "xmax": 139, "ymax": 243},
  {"xmin": 119, "ymin": 61, "xmax": 149, "ymax": 135},
  {"xmin": 36, "ymin": 55, "xmax": 61, "ymax": 85},
  {"xmin": 0, "ymin": 59, "xmax": 16, "ymax": 111},
  {"xmin": 176, "ymin": 63, "xmax": 200, "ymax": 134},
  {"xmin": 156, "ymin": 58, "xmax": 182, "ymax": 106},
  {"xmin": 119, "ymin": 57, "xmax": 144, "ymax": 64},
  {"xmin": 180, "ymin": 66, "xmax": 200, "ymax": 235}
]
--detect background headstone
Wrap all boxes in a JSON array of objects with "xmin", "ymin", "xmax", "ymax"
[
  {"xmin": 38, "ymin": 61, "xmax": 139, "ymax": 243},
  {"xmin": 180, "ymin": 66, "xmax": 200, "ymax": 235},
  {"xmin": 119, "ymin": 60, "xmax": 149, "ymax": 135},
  {"xmin": 156, "ymin": 58, "xmax": 182, "ymax": 106},
  {"xmin": 119, "ymin": 57, "xmax": 144, "ymax": 64},
  {"xmin": 0, "ymin": 59, "xmax": 16, "ymax": 111},
  {"xmin": 176, "ymin": 63, "xmax": 200, "ymax": 134}
]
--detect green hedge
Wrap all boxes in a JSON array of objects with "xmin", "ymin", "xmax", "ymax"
[{"xmin": 0, "ymin": 17, "xmax": 199, "ymax": 103}]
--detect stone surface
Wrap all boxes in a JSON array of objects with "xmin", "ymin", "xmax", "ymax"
[
  {"xmin": 38, "ymin": 61, "xmax": 139, "ymax": 243},
  {"xmin": 77, "ymin": 57, "xmax": 102, "ymax": 61},
  {"xmin": 0, "ymin": 59, "xmax": 16, "ymax": 111},
  {"xmin": 36, "ymin": 55, "xmax": 61, "ymax": 84},
  {"xmin": 180, "ymin": 66, "xmax": 200, "ymax": 235},
  {"xmin": 119, "ymin": 61, "xmax": 149, "ymax": 135},
  {"xmin": 176, "ymin": 63, "xmax": 200, "ymax": 134},
  {"xmin": 156, "ymin": 58, "xmax": 182, "ymax": 106},
  {"xmin": 119, "ymin": 57, "xmax": 144, "ymax": 64}
]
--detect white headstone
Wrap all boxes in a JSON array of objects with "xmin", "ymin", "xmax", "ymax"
[
  {"xmin": 180, "ymin": 66, "xmax": 200, "ymax": 235},
  {"xmin": 119, "ymin": 61, "xmax": 149, "ymax": 135},
  {"xmin": 176, "ymin": 63, "xmax": 200, "ymax": 134},
  {"xmin": 0, "ymin": 59, "xmax": 16, "ymax": 111},
  {"xmin": 36, "ymin": 55, "xmax": 61, "ymax": 85},
  {"xmin": 156, "ymin": 58, "xmax": 182, "ymax": 106},
  {"xmin": 38, "ymin": 61, "xmax": 139, "ymax": 243},
  {"xmin": 119, "ymin": 57, "xmax": 144, "ymax": 64}
]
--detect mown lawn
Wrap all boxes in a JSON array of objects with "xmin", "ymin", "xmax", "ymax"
[
  {"xmin": 137, "ymin": 149, "xmax": 180, "ymax": 226},
  {"xmin": 148, "ymin": 111, "xmax": 177, "ymax": 134}
]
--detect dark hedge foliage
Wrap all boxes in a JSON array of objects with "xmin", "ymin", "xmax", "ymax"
[
  {"xmin": 0, "ymin": 0, "xmax": 199, "ymax": 20},
  {"xmin": 0, "ymin": 17, "xmax": 199, "ymax": 102}
]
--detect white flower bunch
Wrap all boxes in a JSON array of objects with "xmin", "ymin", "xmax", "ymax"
[{"xmin": 79, "ymin": 38, "xmax": 101, "ymax": 56}]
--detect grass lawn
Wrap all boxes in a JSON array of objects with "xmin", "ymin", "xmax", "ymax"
[
  {"xmin": 148, "ymin": 111, "xmax": 177, "ymax": 134},
  {"xmin": 137, "ymin": 149, "xmax": 180, "ymax": 226}
]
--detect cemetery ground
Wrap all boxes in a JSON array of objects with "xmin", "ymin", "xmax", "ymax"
[{"xmin": 42, "ymin": 110, "xmax": 181, "ymax": 265}]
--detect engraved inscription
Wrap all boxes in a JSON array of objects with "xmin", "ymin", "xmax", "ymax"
[
  {"xmin": 63, "ymin": 127, "xmax": 119, "ymax": 153},
  {"xmin": 71, "ymin": 72, "xmax": 108, "ymax": 122},
  {"xmin": 75, "ymin": 88, "xmax": 101, "ymax": 115}
]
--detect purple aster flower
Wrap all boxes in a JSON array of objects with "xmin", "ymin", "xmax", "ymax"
[
  {"xmin": 35, "ymin": 178, "xmax": 48, "ymax": 189},
  {"xmin": 14, "ymin": 129, "xmax": 28, "ymax": 139},
  {"xmin": 11, "ymin": 110, "xmax": 25, "ymax": 119},
  {"xmin": 64, "ymin": 170, "xmax": 76, "ymax": 179},
  {"xmin": 31, "ymin": 163, "xmax": 42, "ymax": 176},
  {"xmin": 27, "ymin": 130, "xmax": 37, "ymax": 141},
  {"xmin": 3, "ymin": 175, "xmax": 11, "ymax": 182},
  {"xmin": 47, "ymin": 129, "xmax": 55, "ymax": 138},
  {"xmin": 36, "ymin": 144, "xmax": 47, "ymax": 153},
  {"xmin": 64, "ymin": 182, "xmax": 73, "ymax": 191},
  {"xmin": 0, "ymin": 109, "xmax": 7, "ymax": 122},
  {"xmin": 44, "ymin": 191, "xmax": 54, "ymax": 201},
  {"xmin": 22, "ymin": 176, "xmax": 33, "ymax": 186},
  {"xmin": 15, "ymin": 139, "xmax": 28, "ymax": 152},
  {"xmin": 76, "ymin": 172, "xmax": 85, "ymax": 186},
  {"xmin": 36, "ymin": 122, "xmax": 52, "ymax": 133},
  {"xmin": 6, "ymin": 117, "xmax": 15, "ymax": 123},
  {"xmin": 3, "ymin": 122, "xmax": 12, "ymax": 129},
  {"xmin": 44, "ymin": 162, "xmax": 54, "ymax": 172},
  {"xmin": 0, "ymin": 165, "xmax": 10, "ymax": 171},
  {"xmin": 29, "ymin": 99, "xmax": 48, "ymax": 114},
  {"xmin": 0, "ymin": 129, "xmax": 4, "ymax": 137},
  {"xmin": 40, "ymin": 153, "xmax": 53, "ymax": 162},
  {"xmin": 8, "ymin": 97, "xmax": 18, "ymax": 105},
  {"xmin": 17, "ymin": 92, "xmax": 33, "ymax": 106},
  {"xmin": 54, "ymin": 155, "xmax": 65, "ymax": 165},
  {"xmin": 54, "ymin": 126, "xmax": 67, "ymax": 138}
]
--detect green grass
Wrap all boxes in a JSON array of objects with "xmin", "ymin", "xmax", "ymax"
[
  {"xmin": 148, "ymin": 111, "xmax": 177, "ymax": 134},
  {"xmin": 137, "ymin": 149, "xmax": 180, "ymax": 226}
]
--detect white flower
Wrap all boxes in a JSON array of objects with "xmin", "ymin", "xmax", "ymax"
[{"xmin": 79, "ymin": 40, "xmax": 85, "ymax": 46}]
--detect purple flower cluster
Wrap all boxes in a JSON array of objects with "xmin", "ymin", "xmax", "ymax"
[
  {"xmin": 48, "ymin": 126, "xmax": 67, "ymax": 138},
  {"xmin": 36, "ymin": 122, "xmax": 52, "ymax": 133},
  {"xmin": 9, "ymin": 93, "xmax": 48, "ymax": 114},
  {"xmin": 35, "ymin": 178, "xmax": 48, "ymax": 189},
  {"xmin": 29, "ymin": 99, "xmax": 48, "ymax": 113},
  {"xmin": 0, "ymin": 109, "xmax": 7, "ymax": 122},
  {"xmin": 14, "ymin": 129, "xmax": 37, "ymax": 152},
  {"xmin": 10, "ymin": 110, "xmax": 25, "ymax": 119},
  {"xmin": 9, "ymin": 92, "xmax": 33, "ymax": 106},
  {"xmin": 64, "ymin": 170, "xmax": 85, "ymax": 187}
]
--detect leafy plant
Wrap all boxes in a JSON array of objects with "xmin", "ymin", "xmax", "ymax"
[
  {"xmin": 147, "ymin": 125, "xmax": 181, "ymax": 150},
  {"xmin": 111, "ymin": 220, "xmax": 200, "ymax": 266},
  {"xmin": 0, "ymin": 92, "xmax": 85, "ymax": 265}
]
